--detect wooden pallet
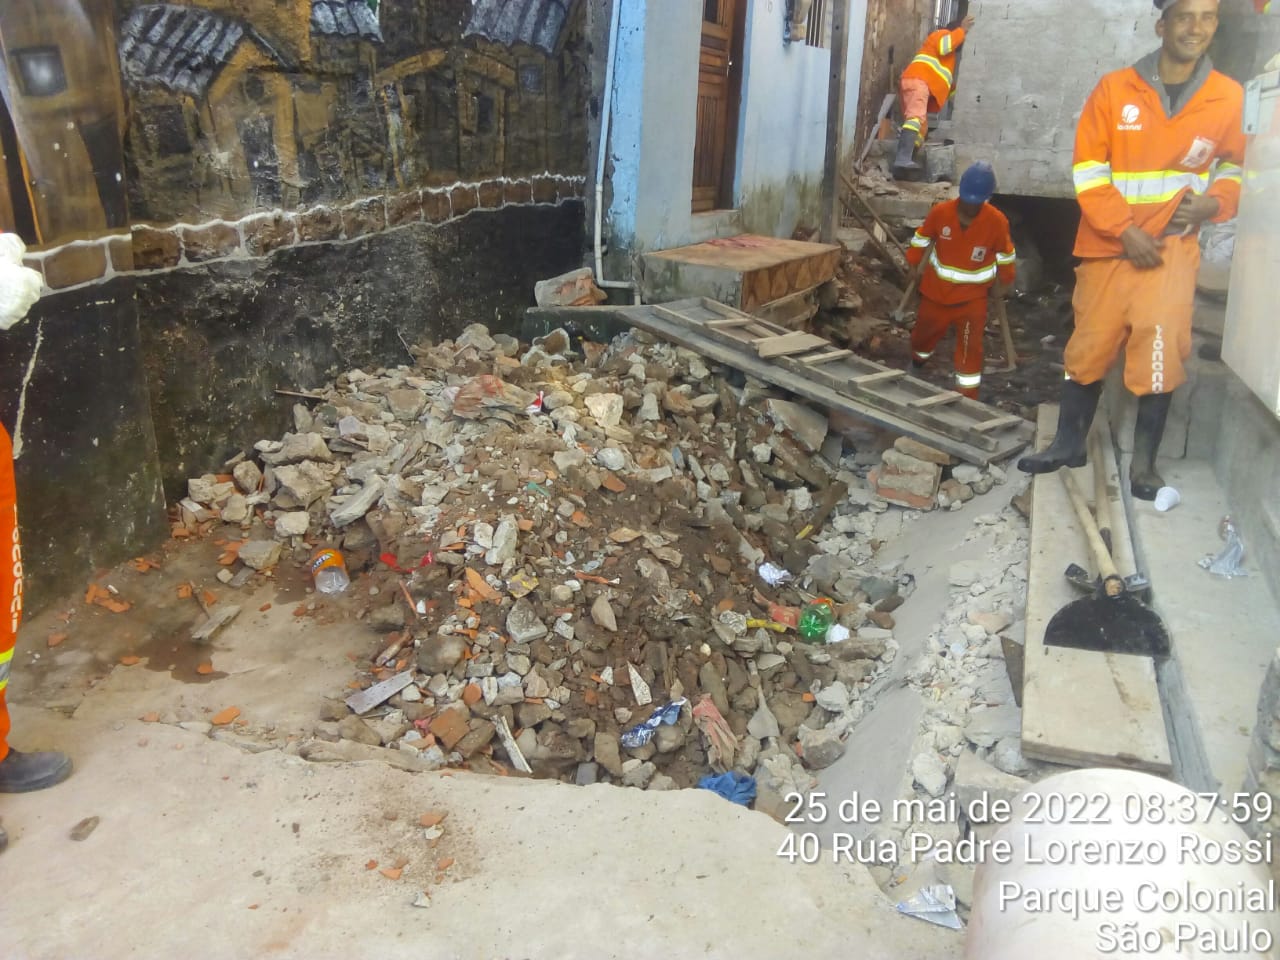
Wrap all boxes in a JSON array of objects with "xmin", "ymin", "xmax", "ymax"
[
  {"xmin": 1020, "ymin": 407, "xmax": 1171, "ymax": 773},
  {"xmin": 622, "ymin": 298, "xmax": 1031, "ymax": 465}
]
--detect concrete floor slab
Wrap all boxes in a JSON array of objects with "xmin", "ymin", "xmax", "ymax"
[
  {"xmin": 1130, "ymin": 460, "xmax": 1280, "ymax": 797},
  {"xmin": 0, "ymin": 702, "xmax": 960, "ymax": 960}
]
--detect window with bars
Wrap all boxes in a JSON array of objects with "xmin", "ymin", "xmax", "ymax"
[{"xmin": 804, "ymin": 0, "xmax": 828, "ymax": 49}]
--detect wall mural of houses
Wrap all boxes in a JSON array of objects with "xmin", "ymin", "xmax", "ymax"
[{"xmin": 1, "ymin": 0, "xmax": 586, "ymax": 243}]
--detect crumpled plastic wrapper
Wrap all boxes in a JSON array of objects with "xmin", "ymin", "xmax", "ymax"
[
  {"xmin": 896, "ymin": 884, "xmax": 963, "ymax": 930},
  {"xmin": 619, "ymin": 698, "xmax": 687, "ymax": 748},
  {"xmin": 0, "ymin": 233, "xmax": 44, "ymax": 331},
  {"xmin": 692, "ymin": 694, "xmax": 738, "ymax": 772},
  {"xmin": 757, "ymin": 562, "xmax": 793, "ymax": 586},
  {"xmin": 1200, "ymin": 515, "xmax": 1249, "ymax": 578}
]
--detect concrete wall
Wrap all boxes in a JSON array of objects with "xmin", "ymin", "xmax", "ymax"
[
  {"xmin": 604, "ymin": 0, "xmax": 866, "ymax": 266},
  {"xmin": 950, "ymin": 0, "xmax": 1153, "ymax": 199}
]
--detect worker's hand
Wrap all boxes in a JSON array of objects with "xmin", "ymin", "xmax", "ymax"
[
  {"xmin": 1165, "ymin": 193, "xmax": 1221, "ymax": 235},
  {"xmin": 1120, "ymin": 225, "xmax": 1165, "ymax": 269},
  {"xmin": 961, "ymin": 14, "xmax": 976, "ymax": 30}
]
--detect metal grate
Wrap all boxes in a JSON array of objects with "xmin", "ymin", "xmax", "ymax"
[{"xmin": 805, "ymin": 0, "xmax": 827, "ymax": 48}]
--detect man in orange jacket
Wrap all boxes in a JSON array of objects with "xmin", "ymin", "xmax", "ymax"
[
  {"xmin": 1018, "ymin": 0, "xmax": 1244, "ymax": 499},
  {"xmin": 895, "ymin": 13, "xmax": 976, "ymax": 175},
  {"xmin": 905, "ymin": 162, "xmax": 1017, "ymax": 399},
  {"xmin": 0, "ymin": 237, "xmax": 73, "ymax": 854}
]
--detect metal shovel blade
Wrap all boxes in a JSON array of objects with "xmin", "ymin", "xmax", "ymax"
[{"xmin": 1044, "ymin": 593, "xmax": 1170, "ymax": 658}]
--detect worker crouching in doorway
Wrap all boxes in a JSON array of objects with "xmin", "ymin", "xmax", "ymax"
[
  {"xmin": 1018, "ymin": 0, "xmax": 1244, "ymax": 499},
  {"xmin": 904, "ymin": 162, "xmax": 1016, "ymax": 400}
]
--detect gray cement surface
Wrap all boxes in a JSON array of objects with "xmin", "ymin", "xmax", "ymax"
[
  {"xmin": 0, "ymin": 570, "xmax": 962, "ymax": 960},
  {"xmin": 811, "ymin": 484, "xmax": 1016, "ymax": 850}
]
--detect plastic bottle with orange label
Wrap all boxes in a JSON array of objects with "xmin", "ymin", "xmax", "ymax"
[{"xmin": 310, "ymin": 547, "xmax": 350, "ymax": 595}]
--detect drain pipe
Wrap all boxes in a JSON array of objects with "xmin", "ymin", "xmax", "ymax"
[{"xmin": 593, "ymin": 0, "xmax": 641, "ymax": 304}]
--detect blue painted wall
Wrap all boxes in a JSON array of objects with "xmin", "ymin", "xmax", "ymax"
[{"xmin": 604, "ymin": 0, "xmax": 866, "ymax": 265}]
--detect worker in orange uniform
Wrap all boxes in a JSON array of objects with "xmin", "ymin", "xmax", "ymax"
[
  {"xmin": 905, "ymin": 162, "xmax": 1017, "ymax": 399},
  {"xmin": 895, "ymin": 13, "xmax": 976, "ymax": 175},
  {"xmin": 0, "ymin": 235, "xmax": 73, "ymax": 854},
  {"xmin": 1018, "ymin": 0, "xmax": 1244, "ymax": 499}
]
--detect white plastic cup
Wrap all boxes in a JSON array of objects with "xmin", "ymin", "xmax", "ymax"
[{"xmin": 1153, "ymin": 486, "xmax": 1181, "ymax": 512}]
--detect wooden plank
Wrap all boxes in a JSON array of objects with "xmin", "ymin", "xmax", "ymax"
[
  {"xmin": 1020, "ymin": 404, "xmax": 1171, "ymax": 773},
  {"xmin": 797, "ymin": 349, "xmax": 853, "ymax": 365},
  {"xmin": 849, "ymin": 370, "xmax": 904, "ymax": 386},
  {"xmin": 970, "ymin": 414, "xmax": 1027, "ymax": 433},
  {"xmin": 190, "ymin": 603, "xmax": 241, "ymax": 644},
  {"xmin": 820, "ymin": 0, "xmax": 850, "ymax": 242},
  {"xmin": 648, "ymin": 298, "xmax": 1026, "ymax": 454},
  {"xmin": 839, "ymin": 380, "xmax": 999, "ymax": 451},
  {"xmin": 620, "ymin": 300, "xmax": 1031, "ymax": 465},
  {"xmin": 705, "ymin": 318, "xmax": 755, "ymax": 330},
  {"xmin": 754, "ymin": 331, "xmax": 828, "ymax": 358},
  {"xmin": 908, "ymin": 392, "xmax": 961, "ymax": 408}
]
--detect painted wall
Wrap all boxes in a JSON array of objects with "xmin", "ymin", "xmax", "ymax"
[
  {"xmin": 735, "ymin": 0, "xmax": 868, "ymax": 237},
  {"xmin": 604, "ymin": 0, "xmax": 866, "ymax": 266},
  {"xmin": 0, "ymin": 0, "xmax": 589, "ymax": 610}
]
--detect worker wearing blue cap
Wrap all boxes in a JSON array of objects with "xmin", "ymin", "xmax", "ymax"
[{"xmin": 904, "ymin": 162, "xmax": 1018, "ymax": 398}]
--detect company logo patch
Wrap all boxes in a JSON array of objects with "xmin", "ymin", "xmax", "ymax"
[
  {"xmin": 971, "ymin": 246, "xmax": 988, "ymax": 262},
  {"xmin": 941, "ymin": 226, "xmax": 952, "ymax": 238},
  {"xmin": 1118, "ymin": 103, "xmax": 1143, "ymax": 131}
]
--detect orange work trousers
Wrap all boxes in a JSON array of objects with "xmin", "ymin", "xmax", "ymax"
[
  {"xmin": 1064, "ymin": 234, "xmax": 1198, "ymax": 396},
  {"xmin": 899, "ymin": 77, "xmax": 931, "ymax": 146},
  {"xmin": 911, "ymin": 296, "xmax": 987, "ymax": 398},
  {"xmin": 0, "ymin": 423, "xmax": 19, "ymax": 763}
]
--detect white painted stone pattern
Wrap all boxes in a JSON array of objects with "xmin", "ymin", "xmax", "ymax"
[{"xmin": 950, "ymin": 0, "xmax": 1153, "ymax": 198}]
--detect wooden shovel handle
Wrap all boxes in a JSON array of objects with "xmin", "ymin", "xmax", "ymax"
[
  {"xmin": 895, "ymin": 273, "xmax": 920, "ymax": 315},
  {"xmin": 994, "ymin": 297, "xmax": 1017, "ymax": 370},
  {"xmin": 1062, "ymin": 470, "xmax": 1123, "ymax": 595},
  {"xmin": 1088, "ymin": 431, "xmax": 1113, "ymax": 551}
]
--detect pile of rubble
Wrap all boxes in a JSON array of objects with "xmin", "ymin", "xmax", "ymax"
[{"xmin": 176, "ymin": 321, "xmax": 1009, "ymax": 817}]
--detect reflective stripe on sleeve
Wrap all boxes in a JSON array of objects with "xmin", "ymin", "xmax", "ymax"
[
  {"xmin": 996, "ymin": 250, "xmax": 1017, "ymax": 265},
  {"xmin": 955, "ymin": 372, "xmax": 982, "ymax": 388},
  {"xmin": 910, "ymin": 232, "xmax": 931, "ymax": 249},
  {"xmin": 1073, "ymin": 160, "xmax": 1113, "ymax": 194},
  {"xmin": 1210, "ymin": 161, "xmax": 1244, "ymax": 187}
]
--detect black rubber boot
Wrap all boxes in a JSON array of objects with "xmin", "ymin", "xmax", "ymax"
[
  {"xmin": 1130, "ymin": 392, "xmax": 1173, "ymax": 501},
  {"xmin": 1017, "ymin": 379, "xmax": 1102, "ymax": 474},
  {"xmin": 893, "ymin": 128, "xmax": 921, "ymax": 173},
  {"xmin": 0, "ymin": 749, "xmax": 73, "ymax": 793}
]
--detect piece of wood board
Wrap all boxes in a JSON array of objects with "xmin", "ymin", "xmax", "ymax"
[
  {"xmin": 1020, "ymin": 405, "xmax": 1171, "ymax": 773},
  {"xmin": 190, "ymin": 603, "xmax": 242, "ymax": 644},
  {"xmin": 620, "ymin": 302, "xmax": 1027, "ymax": 466},
  {"xmin": 755, "ymin": 331, "xmax": 828, "ymax": 358}
]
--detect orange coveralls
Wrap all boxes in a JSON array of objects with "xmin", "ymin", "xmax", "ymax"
[
  {"xmin": 0, "ymin": 423, "xmax": 20, "ymax": 763},
  {"xmin": 1067, "ymin": 57, "xmax": 1245, "ymax": 395},
  {"xmin": 905, "ymin": 198, "xmax": 1017, "ymax": 398},
  {"xmin": 900, "ymin": 27, "xmax": 966, "ymax": 147}
]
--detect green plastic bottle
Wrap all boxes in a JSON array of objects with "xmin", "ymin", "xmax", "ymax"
[{"xmin": 798, "ymin": 600, "xmax": 836, "ymax": 643}]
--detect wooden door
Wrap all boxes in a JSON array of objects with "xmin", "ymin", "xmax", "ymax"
[{"xmin": 692, "ymin": 0, "xmax": 741, "ymax": 213}]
